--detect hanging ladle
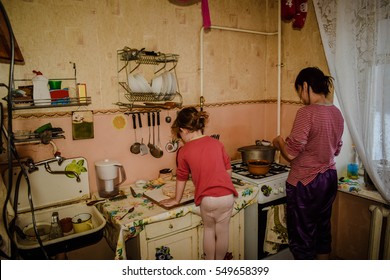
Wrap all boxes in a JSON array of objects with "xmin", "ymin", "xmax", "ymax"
[
  {"xmin": 130, "ymin": 114, "xmax": 141, "ymax": 154},
  {"xmin": 137, "ymin": 113, "xmax": 148, "ymax": 155},
  {"xmin": 147, "ymin": 112, "xmax": 154, "ymax": 152},
  {"xmin": 150, "ymin": 112, "xmax": 163, "ymax": 158},
  {"xmin": 156, "ymin": 111, "xmax": 164, "ymax": 157}
]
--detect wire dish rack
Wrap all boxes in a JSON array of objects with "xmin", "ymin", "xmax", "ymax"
[
  {"xmin": 119, "ymin": 82, "xmax": 179, "ymax": 102},
  {"xmin": 12, "ymin": 96, "xmax": 91, "ymax": 110},
  {"xmin": 116, "ymin": 47, "xmax": 182, "ymax": 106}
]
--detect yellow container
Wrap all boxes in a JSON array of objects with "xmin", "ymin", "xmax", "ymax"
[{"xmin": 72, "ymin": 213, "xmax": 94, "ymax": 233}]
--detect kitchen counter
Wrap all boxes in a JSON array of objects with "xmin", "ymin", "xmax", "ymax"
[
  {"xmin": 96, "ymin": 179, "xmax": 259, "ymax": 260},
  {"xmin": 338, "ymin": 176, "xmax": 388, "ymax": 205}
]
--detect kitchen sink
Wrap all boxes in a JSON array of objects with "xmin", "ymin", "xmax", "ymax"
[
  {"xmin": 3, "ymin": 157, "xmax": 107, "ymax": 259},
  {"xmin": 14, "ymin": 202, "xmax": 106, "ymax": 259}
]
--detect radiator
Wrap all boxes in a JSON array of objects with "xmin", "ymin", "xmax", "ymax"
[{"xmin": 368, "ymin": 205, "xmax": 390, "ymax": 259}]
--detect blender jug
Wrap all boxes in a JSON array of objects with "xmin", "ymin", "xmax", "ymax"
[{"xmin": 95, "ymin": 159, "xmax": 126, "ymax": 198}]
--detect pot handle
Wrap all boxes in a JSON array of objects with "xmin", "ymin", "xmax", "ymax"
[
  {"xmin": 114, "ymin": 164, "xmax": 127, "ymax": 186},
  {"xmin": 255, "ymin": 139, "xmax": 272, "ymax": 146}
]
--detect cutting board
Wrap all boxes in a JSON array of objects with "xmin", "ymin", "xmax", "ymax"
[{"xmin": 143, "ymin": 182, "xmax": 195, "ymax": 210}]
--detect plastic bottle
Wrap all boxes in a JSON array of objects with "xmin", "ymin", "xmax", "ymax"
[
  {"xmin": 347, "ymin": 145, "xmax": 359, "ymax": 179},
  {"xmin": 32, "ymin": 70, "xmax": 51, "ymax": 105},
  {"xmin": 49, "ymin": 211, "xmax": 64, "ymax": 240}
]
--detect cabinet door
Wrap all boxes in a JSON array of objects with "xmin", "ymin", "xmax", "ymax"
[
  {"xmin": 197, "ymin": 211, "xmax": 244, "ymax": 260},
  {"xmin": 228, "ymin": 210, "xmax": 244, "ymax": 259},
  {"xmin": 145, "ymin": 227, "xmax": 199, "ymax": 260}
]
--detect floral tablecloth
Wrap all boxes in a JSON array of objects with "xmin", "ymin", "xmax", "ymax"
[
  {"xmin": 96, "ymin": 179, "xmax": 259, "ymax": 260},
  {"xmin": 338, "ymin": 176, "xmax": 386, "ymax": 204}
]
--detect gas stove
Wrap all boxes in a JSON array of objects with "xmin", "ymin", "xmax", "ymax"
[
  {"xmin": 232, "ymin": 159, "xmax": 291, "ymax": 260},
  {"xmin": 231, "ymin": 159, "xmax": 290, "ymax": 204}
]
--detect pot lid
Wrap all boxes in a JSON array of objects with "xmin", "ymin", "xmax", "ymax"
[{"xmin": 238, "ymin": 145, "xmax": 276, "ymax": 152}]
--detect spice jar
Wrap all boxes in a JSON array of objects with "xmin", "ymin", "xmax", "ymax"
[{"xmin": 159, "ymin": 168, "xmax": 173, "ymax": 181}]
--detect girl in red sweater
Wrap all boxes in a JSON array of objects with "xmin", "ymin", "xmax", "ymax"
[{"xmin": 160, "ymin": 107, "xmax": 238, "ymax": 260}]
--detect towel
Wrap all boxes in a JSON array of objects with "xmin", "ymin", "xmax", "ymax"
[{"xmin": 263, "ymin": 204, "xmax": 288, "ymax": 254}]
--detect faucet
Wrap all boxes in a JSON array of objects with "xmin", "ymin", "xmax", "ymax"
[
  {"xmin": 24, "ymin": 152, "xmax": 80, "ymax": 182},
  {"xmin": 44, "ymin": 162, "xmax": 80, "ymax": 182},
  {"xmin": 26, "ymin": 152, "xmax": 65, "ymax": 170}
]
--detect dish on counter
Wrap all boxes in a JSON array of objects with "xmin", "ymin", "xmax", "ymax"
[
  {"xmin": 22, "ymin": 222, "xmax": 51, "ymax": 241},
  {"xmin": 135, "ymin": 179, "xmax": 147, "ymax": 188}
]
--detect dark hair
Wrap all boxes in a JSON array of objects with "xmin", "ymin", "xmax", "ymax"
[
  {"xmin": 294, "ymin": 67, "xmax": 334, "ymax": 97},
  {"xmin": 171, "ymin": 106, "xmax": 209, "ymax": 138}
]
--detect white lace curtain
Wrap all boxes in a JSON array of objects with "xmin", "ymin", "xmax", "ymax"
[{"xmin": 313, "ymin": 0, "xmax": 390, "ymax": 203}]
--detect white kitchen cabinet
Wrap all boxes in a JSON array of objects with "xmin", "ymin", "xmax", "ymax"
[
  {"xmin": 138, "ymin": 213, "xmax": 202, "ymax": 260},
  {"xmin": 197, "ymin": 210, "xmax": 245, "ymax": 260},
  {"xmin": 133, "ymin": 210, "xmax": 245, "ymax": 260}
]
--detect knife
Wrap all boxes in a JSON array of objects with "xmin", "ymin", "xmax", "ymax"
[
  {"xmin": 231, "ymin": 177, "xmax": 245, "ymax": 186},
  {"xmin": 87, "ymin": 194, "xmax": 127, "ymax": 206},
  {"xmin": 130, "ymin": 186, "xmax": 138, "ymax": 198}
]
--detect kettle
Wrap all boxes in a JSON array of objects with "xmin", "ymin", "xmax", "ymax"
[{"xmin": 95, "ymin": 159, "xmax": 126, "ymax": 198}]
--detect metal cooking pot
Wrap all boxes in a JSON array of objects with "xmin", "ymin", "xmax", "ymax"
[{"xmin": 238, "ymin": 144, "xmax": 276, "ymax": 164}]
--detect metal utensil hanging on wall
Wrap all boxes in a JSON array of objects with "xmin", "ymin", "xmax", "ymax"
[
  {"xmin": 156, "ymin": 111, "xmax": 164, "ymax": 157},
  {"xmin": 130, "ymin": 114, "xmax": 140, "ymax": 154},
  {"xmin": 137, "ymin": 113, "xmax": 148, "ymax": 155},
  {"xmin": 147, "ymin": 112, "xmax": 154, "ymax": 152},
  {"xmin": 151, "ymin": 112, "xmax": 163, "ymax": 158}
]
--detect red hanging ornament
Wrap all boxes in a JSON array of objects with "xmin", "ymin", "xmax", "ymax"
[
  {"xmin": 281, "ymin": 0, "xmax": 296, "ymax": 21},
  {"xmin": 292, "ymin": 0, "xmax": 308, "ymax": 29},
  {"xmin": 201, "ymin": 0, "xmax": 211, "ymax": 29}
]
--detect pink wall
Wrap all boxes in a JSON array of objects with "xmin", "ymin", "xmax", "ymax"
[{"xmin": 12, "ymin": 103, "xmax": 300, "ymax": 193}]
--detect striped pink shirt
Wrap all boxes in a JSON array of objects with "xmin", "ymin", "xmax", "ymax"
[{"xmin": 285, "ymin": 104, "xmax": 344, "ymax": 186}]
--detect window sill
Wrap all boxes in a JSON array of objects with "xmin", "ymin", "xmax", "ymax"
[{"xmin": 338, "ymin": 176, "xmax": 387, "ymax": 205}]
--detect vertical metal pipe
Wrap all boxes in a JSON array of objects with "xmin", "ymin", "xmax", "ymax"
[
  {"xmin": 382, "ymin": 208, "xmax": 390, "ymax": 260},
  {"xmin": 277, "ymin": 0, "xmax": 282, "ymax": 136}
]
